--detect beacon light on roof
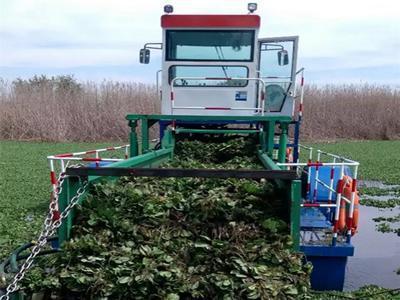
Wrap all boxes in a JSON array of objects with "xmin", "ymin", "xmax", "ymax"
[
  {"xmin": 248, "ymin": 3, "xmax": 257, "ymax": 13},
  {"xmin": 164, "ymin": 4, "xmax": 173, "ymax": 14}
]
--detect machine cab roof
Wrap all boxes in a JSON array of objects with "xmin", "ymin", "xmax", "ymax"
[{"xmin": 140, "ymin": 6, "xmax": 300, "ymax": 117}]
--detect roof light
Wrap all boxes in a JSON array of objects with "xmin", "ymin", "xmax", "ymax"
[
  {"xmin": 248, "ymin": 3, "xmax": 257, "ymax": 13},
  {"xmin": 164, "ymin": 5, "xmax": 173, "ymax": 14}
]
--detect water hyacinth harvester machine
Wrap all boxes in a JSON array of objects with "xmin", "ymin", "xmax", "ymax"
[{"xmin": 0, "ymin": 3, "xmax": 362, "ymax": 298}]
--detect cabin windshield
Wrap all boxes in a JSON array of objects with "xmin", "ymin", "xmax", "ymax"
[{"xmin": 166, "ymin": 30, "xmax": 255, "ymax": 61}]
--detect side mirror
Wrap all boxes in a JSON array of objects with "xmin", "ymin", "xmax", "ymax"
[
  {"xmin": 139, "ymin": 48, "xmax": 150, "ymax": 64},
  {"xmin": 277, "ymin": 50, "xmax": 289, "ymax": 66}
]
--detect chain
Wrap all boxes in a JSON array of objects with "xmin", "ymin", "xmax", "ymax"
[{"xmin": 0, "ymin": 169, "xmax": 88, "ymax": 300}]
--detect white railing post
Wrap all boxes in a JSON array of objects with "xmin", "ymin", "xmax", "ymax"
[
  {"xmin": 346, "ymin": 165, "xmax": 359, "ymax": 243},
  {"xmin": 60, "ymin": 160, "xmax": 65, "ymax": 173},
  {"xmin": 313, "ymin": 150, "xmax": 321, "ymax": 202},
  {"xmin": 307, "ymin": 147, "xmax": 313, "ymax": 201},
  {"xmin": 328, "ymin": 157, "xmax": 336, "ymax": 204},
  {"xmin": 332, "ymin": 164, "xmax": 345, "ymax": 246}
]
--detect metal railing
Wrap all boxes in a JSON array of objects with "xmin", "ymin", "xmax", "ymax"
[
  {"xmin": 170, "ymin": 77, "xmax": 267, "ymax": 115},
  {"xmin": 47, "ymin": 144, "xmax": 130, "ymax": 195},
  {"xmin": 278, "ymin": 144, "xmax": 360, "ymax": 246}
]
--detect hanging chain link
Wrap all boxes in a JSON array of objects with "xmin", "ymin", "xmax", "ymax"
[{"xmin": 0, "ymin": 168, "xmax": 88, "ymax": 300}]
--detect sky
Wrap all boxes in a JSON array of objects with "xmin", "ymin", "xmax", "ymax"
[{"xmin": 0, "ymin": 0, "xmax": 399, "ymax": 85}]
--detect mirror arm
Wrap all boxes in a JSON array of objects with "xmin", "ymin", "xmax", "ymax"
[
  {"xmin": 295, "ymin": 67, "xmax": 305, "ymax": 75},
  {"xmin": 144, "ymin": 43, "xmax": 163, "ymax": 50},
  {"xmin": 261, "ymin": 44, "xmax": 284, "ymax": 51}
]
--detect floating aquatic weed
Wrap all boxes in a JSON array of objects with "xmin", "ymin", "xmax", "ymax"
[{"xmin": 18, "ymin": 138, "xmax": 311, "ymax": 299}]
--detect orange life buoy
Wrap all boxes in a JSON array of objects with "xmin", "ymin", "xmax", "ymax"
[
  {"xmin": 338, "ymin": 198, "xmax": 347, "ymax": 232},
  {"xmin": 337, "ymin": 175, "xmax": 359, "ymax": 235}
]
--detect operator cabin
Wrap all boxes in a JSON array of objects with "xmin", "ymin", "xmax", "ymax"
[{"xmin": 140, "ymin": 4, "xmax": 298, "ymax": 118}]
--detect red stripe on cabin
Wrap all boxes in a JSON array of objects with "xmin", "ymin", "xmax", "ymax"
[
  {"xmin": 299, "ymin": 103, "xmax": 303, "ymax": 112},
  {"xmin": 106, "ymin": 147, "xmax": 115, "ymax": 151},
  {"xmin": 55, "ymin": 153, "xmax": 73, "ymax": 158},
  {"xmin": 170, "ymin": 91, "xmax": 174, "ymax": 101},
  {"xmin": 50, "ymin": 171, "xmax": 57, "ymax": 185},
  {"xmin": 161, "ymin": 15, "xmax": 261, "ymax": 28},
  {"xmin": 205, "ymin": 107, "xmax": 231, "ymax": 110}
]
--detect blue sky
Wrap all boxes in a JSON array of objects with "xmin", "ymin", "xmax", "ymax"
[{"xmin": 0, "ymin": 0, "xmax": 399, "ymax": 85}]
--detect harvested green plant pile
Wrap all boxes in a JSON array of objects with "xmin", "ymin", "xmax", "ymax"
[
  {"xmin": 19, "ymin": 138, "xmax": 311, "ymax": 299},
  {"xmin": 171, "ymin": 137, "xmax": 264, "ymax": 170}
]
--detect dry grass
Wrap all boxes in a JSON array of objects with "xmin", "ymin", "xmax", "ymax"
[
  {"xmin": 0, "ymin": 76, "xmax": 399, "ymax": 141},
  {"xmin": 301, "ymin": 84, "xmax": 400, "ymax": 140},
  {"xmin": 0, "ymin": 76, "xmax": 158, "ymax": 141}
]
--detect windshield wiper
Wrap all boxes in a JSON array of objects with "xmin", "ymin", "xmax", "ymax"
[{"xmin": 214, "ymin": 46, "xmax": 229, "ymax": 78}]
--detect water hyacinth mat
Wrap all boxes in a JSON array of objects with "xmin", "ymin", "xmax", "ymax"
[{"xmin": 19, "ymin": 138, "xmax": 312, "ymax": 299}]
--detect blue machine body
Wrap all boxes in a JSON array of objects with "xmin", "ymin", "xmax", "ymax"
[
  {"xmin": 308, "ymin": 166, "xmax": 353, "ymax": 201},
  {"xmin": 87, "ymin": 161, "xmax": 113, "ymax": 168},
  {"xmin": 301, "ymin": 166, "xmax": 355, "ymax": 291},
  {"xmin": 301, "ymin": 244, "xmax": 354, "ymax": 290}
]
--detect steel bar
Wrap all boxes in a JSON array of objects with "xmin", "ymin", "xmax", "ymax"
[
  {"xmin": 277, "ymin": 162, "xmax": 359, "ymax": 167},
  {"xmin": 65, "ymin": 167, "xmax": 298, "ymax": 180},
  {"xmin": 126, "ymin": 114, "xmax": 292, "ymax": 122},
  {"xmin": 175, "ymin": 128, "xmax": 259, "ymax": 135}
]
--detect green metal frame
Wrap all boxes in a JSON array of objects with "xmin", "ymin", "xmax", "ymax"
[
  {"xmin": 126, "ymin": 114, "xmax": 291, "ymax": 158},
  {"xmin": 289, "ymin": 180, "xmax": 301, "ymax": 251},
  {"xmin": 4, "ymin": 113, "xmax": 300, "ymax": 299},
  {"xmin": 57, "ymin": 114, "xmax": 298, "ymax": 249},
  {"xmin": 175, "ymin": 128, "xmax": 259, "ymax": 135},
  {"xmin": 58, "ymin": 146, "xmax": 174, "ymax": 245}
]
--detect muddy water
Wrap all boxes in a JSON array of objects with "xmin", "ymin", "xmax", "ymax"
[{"xmin": 344, "ymin": 205, "xmax": 400, "ymax": 290}]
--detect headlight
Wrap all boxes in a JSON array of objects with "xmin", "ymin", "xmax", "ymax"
[
  {"xmin": 164, "ymin": 5, "xmax": 174, "ymax": 14},
  {"xmin": 248, "ymin": 3, "xmax": 257, "ymax": 13}
]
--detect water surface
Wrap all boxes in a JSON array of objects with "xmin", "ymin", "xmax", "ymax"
[{"xmin": 344, "ymin": 205, "xmax": 400, "ymax": 290}]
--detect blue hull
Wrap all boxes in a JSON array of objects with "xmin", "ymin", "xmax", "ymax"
[{"xmin": 301, "ymin": 244, "xmax": 354, "ymax": 290}]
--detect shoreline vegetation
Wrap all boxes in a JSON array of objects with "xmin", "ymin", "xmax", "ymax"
[{"xmin": 1, "ymin": 75, "xmax": 399, "ymax": 142}]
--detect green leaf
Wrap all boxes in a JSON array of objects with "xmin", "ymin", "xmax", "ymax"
[
  {"xmin": 118, "ymin": 276, "xmax": 131, "ymax": 284},
  {"xmin": 285, "ymin": 286, "xmax": 298, "ymax": 295},
  {"xmin": 222, "ymin": 279, "xmax": 231, "ymax": 286},
  {"xmin": 166, "ymin": 293, "xmax": 180, "ymax": 300},
  {"xmin": 194, "ymin": 243, "xmax": 211, "ymax": 250},
  {"xmin": 159, "ymin": 271, "xmax": 172, "ymax": 278}
]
